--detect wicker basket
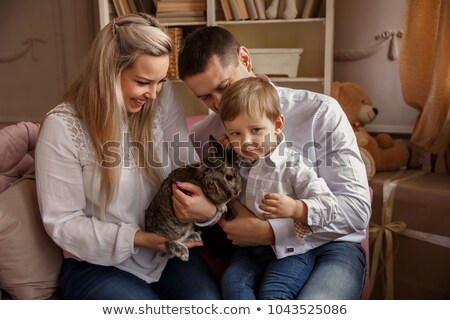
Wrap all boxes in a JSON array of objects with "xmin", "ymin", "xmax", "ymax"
[{"xmin": 168, "ymin": 27, "xmax": 183, "ymax": 80}]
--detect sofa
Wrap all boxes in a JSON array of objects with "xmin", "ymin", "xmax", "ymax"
[
  {"xmin": 0, "ymin": 119, "xmax": 370, "ymax": 300},
  {"xmin": 0, "ymin": 118, "xmax": 217, "ymax": 300},
  {"xmin": 0, "ymin": 122, "xmax": 63, "ymax": 299}
]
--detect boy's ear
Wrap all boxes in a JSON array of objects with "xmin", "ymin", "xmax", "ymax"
[{"xmin": 275, "ymin": 115, "xmax": 285, "ymax": 135}]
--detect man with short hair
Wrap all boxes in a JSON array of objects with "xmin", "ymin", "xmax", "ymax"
[{"xmin": 172, "ymin": 26, "xmax": 370, "ymax": 299}]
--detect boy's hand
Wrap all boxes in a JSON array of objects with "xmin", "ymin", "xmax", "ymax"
[
  {"xmin": 260, "ymin": 193, "xmax": 308, "ymax": 224},
  {"xmin": 218, "ymin": 133, "xmax": 231, "ymax": 150}
]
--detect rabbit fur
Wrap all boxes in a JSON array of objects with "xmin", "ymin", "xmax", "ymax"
[{"xmin": 145, "ymin": 136, "xmax": 242, "ymax": 261}]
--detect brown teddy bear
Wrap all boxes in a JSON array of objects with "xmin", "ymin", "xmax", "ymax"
[{"xmin": 331, "ymin": 81, "xmax": 409, "ymax": 178}]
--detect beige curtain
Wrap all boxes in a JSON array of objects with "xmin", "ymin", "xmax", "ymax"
[{"xmin": 400, "ymin": 0, "xmax": 450, "ymax": 173}]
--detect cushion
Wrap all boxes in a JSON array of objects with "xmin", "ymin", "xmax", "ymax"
[
  {"xmin": 0, "ymin": 122, "xmax": 40, "ymax": 193},
  {"xmin": 0, "ymin": 173, "xmax": 63, "ymax": 299},
  {"xmin": 185, "ymin": 115, "xmax": 206, "ymax": 133}
]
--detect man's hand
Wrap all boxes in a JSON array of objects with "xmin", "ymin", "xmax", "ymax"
[
  {"xmin": 219, "ymin": 200, "xmax": 275, "ymax": 246},
  {"xmin": 172, "ymin": 181, "xmax": 216, "ymax": 223}
]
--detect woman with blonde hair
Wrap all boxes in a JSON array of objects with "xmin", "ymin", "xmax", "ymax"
[{"xmin": 35, "ymin": 14, "xmax": 220, "ymax": 299}]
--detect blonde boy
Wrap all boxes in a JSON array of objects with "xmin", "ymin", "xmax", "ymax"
[{"xmin": 217, "ymin": 77, "xmax": 338, "ymax": 299}]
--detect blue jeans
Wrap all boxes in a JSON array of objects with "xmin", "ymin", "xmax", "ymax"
[
  {"xmin": 221, "ymin": 246, "xmax": 314, "ymax": 299},
  {"xmin": 296, "ymin": 241, "xmax": 366, "ymax": 300},
  {"xmin": 60, "ymin": 248, "xmax": 221, "ymax": 299},
  {"xmin": 222, "ymin": 241, "xmax": 366, "ymax": 300}
]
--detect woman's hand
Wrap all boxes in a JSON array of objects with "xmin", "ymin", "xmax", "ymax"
[
  {"xmin": 134, "ymin": 230, "xmax": 203, "ymax": 253},
  {"xmin": 172, "ymin": 182, "xmax": 216, "ymax": 223},
  {"xmin": 134, "ymin": 230, "xmax": 171, "ymax": 253},
  {"xmin": 219, "ymin": 200, "xmax": 275, "ymax": 246}
]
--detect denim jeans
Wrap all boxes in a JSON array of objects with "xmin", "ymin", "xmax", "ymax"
[
  {"xmin": 221, "ymin": 241, "xmax": 366, "ymax": 300},
  {"xmin": 60, "ymin": 248, "xmax": 221, "ymax": 299},
  {"xmin": 296, "ymin": 241, "xmax": 366, "ymax": 300},
  {"xmin": 221, "ymin": 246, "xmax": 314, "ymax": 299}
]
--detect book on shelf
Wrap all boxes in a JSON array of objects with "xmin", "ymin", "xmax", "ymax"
[
  {"xmin": 245, "ymin": 0, "xmax": 258, "ymax": 20},
  {"xmin": 236, "ymin": 0, "xmax": 250, "ymax": 20},
  {"xmin": 157, "ymin": 16, "xmax": 206, "ymax": 23},
  {"xmin": 128, "ymin": 0, "xmax": 153, "ymax": 13},
  {"xmin": 228, "ymin": 0, "xmax": 242, "ymax": 20},
  {"xmin": 111, "ymin": 0, "xmax": 159, "ymax": 16},
  {"xmin": 156, "ymin": 9, "xmax": 206, "ymax": 23},
  {"xmin": 278, "ymin": 0, "xmax": 306, "ymax": 19},
  {"xmin": 253, "ymin": 0, "xmax": 266, "ymax": 20},
  {"xmin": 127, "ymin": 0, "xmax": 137, "ymax": 13},
  {"xmin": 156, "ymin": 1, "xmax": 206, "ymax": 13},
  {"xmin": 108, "ymin": 1, "xmax": 118, "ymax": 18},
  {"xmin": 301, "ymin": 0, "xmax": 322, "ymax": 18},
  {"xmin": 297, "ymin": 0, "xmax": 307, "ymax": 18},
  {"xmin": 156, "ymin": 10, "xmax": 205, "ymax": 17},
  {"xmin": 133, "ymin": 0, "xmax": 145, "ymax": 12},
  {"xmin": 112, "ymin": 0, "xmax": 126, "ymax": 16},
  {"xmin": 317, "ymin": 0, "xmax": 326, "ymax": 17},
  {"xmin": 120, "ymin": 0, "xmax": 132, "ymax": 14},
  {"xmin": 220, "ymin": 0, "xmax": 234, "ymax": 21}
]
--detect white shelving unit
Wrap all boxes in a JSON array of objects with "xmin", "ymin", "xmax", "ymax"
[
  {"xmin": 97, "ymin": 0, "xmax": 335, "ymax": 115},
  {"xmin": 211, "ymin": 0, "xmax": 334, "ymax": 95}
]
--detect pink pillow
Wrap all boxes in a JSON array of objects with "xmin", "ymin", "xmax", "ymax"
[
  {"xmin": 185, "ymin": 115, "xmax": 207, "ymax": 133},
  {"xmin": 0, "ymin": 122, "xmax": 40, "ymax": 192}
]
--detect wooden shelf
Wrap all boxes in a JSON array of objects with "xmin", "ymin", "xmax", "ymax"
[{"xmin": 214, "ymin": 18, "xmax": 326, "ymax": 26}]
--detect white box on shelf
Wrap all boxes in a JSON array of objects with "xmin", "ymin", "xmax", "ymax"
[{"xmin": 249, "ymin": 48, "xmax": 303, "ymax": 77}]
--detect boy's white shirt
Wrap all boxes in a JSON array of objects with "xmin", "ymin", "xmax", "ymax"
[{"xmin": 235, "ymin": 134, "xmax": 338, "ymax": 258}]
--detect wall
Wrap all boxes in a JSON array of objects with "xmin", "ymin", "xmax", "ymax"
[
  {"xmin": 334, "ymin": 0, "xmax": 418, "ymax": 134},
  {"xmin": 0, "ymin": 0, "xmax": 96, "ymax": 127}
]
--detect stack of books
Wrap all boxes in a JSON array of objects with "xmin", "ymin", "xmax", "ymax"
[
  {"xmin": 155, "ymin": 0, "xmax": 207, "ymax": 23},
  {"xmin": 111, "ymin": 0, "xmax": 156, "ymax": 16},
  {"xmin": 219, "ymin": 0, "xmax": 324, "ymax": 21}
]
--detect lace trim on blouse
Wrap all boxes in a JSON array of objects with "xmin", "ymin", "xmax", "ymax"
[
  {"xmin": 48, "ymin": 103, "xmax": 91, "ymax": 156},
  {"xmin": 48, "ymin": 103, "xmax": 165, "ymax": 168}
]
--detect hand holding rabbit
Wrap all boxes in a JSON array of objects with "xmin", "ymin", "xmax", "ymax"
[
  {"xmin": 171, "ymin": 182, "xmax": 217, "ymax": 223},
  {"xmin": 145, "ymin": 136, "xmax": 242, "ymax": 261}
]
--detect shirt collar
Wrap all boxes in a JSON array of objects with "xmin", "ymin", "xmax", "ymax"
[{"xmin": 266, "ymin": 132, "xmax": 288, "ymax": 165}]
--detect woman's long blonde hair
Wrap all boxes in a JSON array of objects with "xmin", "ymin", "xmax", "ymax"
[{"xmin": 62, "ymin": 13, "xmax": 172, "ymax": 213}]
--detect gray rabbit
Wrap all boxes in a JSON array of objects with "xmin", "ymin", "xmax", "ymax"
[{"xmin": 145, "ymin": 136, "xmax": 242, "ymax": 261}]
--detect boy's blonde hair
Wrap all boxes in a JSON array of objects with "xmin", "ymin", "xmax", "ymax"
[{"xmin": 219, "ymin": 77, "xmax": 281, "ymax": 123}]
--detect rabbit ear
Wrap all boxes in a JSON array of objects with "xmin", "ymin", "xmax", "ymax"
[
  {"xmin": 207, "ymin": 136, "xmax": 225, "ymax": 160},
  {"xmin": 225, "ymin": 148, "xmax": 239, "ymax": 168}
]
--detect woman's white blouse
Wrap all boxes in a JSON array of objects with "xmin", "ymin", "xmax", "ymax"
[{"xmin": 35, "ymin": 81, "xmax": 195, "ymax": 283}]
